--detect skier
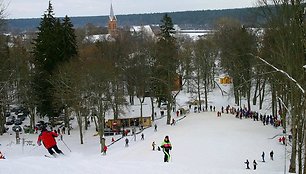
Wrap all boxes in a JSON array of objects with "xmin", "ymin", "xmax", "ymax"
[
  {"xmin": 161, "ymin": 136, "xmax": 172, "ymax": 162},
  {"xmin": 141, "ymin": 133, "xmax": 144, "ymax": 140},
  {"xmin": 103, "ymin": 145, "xmax": 107, "ymax": 155},
  {"xmin": 125, "ymin": 138, "xmax": 129, "ymax": 147},
  {"xmin": 270, "ymin": 150, "xmax": 274, "ymax": 160},
  {"xmin": 253, "ymin": 160, "xmax": 257, "ymax": 170},
  {"xmin": 0, "ymin": 151, "xmax": 5, "ymax": 159},
  {"xmin": 244, "ymin": 159, "xmax": 250, "ymax": 169},
  {"xmin": 261, "ymin": 152, "xmax": 265, "ymax": 162},
  {"xmin": 152, "ymin": 141, "xmax": 156, "ymax": 151},
  {"xmin": 37, "ymin": 126, "xmax": 63, "ymax": 157}
]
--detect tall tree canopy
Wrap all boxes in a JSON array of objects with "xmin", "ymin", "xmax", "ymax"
[{"xmin": 32, "ymin": 1, "xmax": 77, "ymax": 119}]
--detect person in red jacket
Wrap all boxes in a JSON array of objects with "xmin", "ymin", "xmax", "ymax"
[
  {"xmin": 37, "ymin": 127, "xmax": 63, "ymax": 156},
  {"xmin": 0, "ymin": 151, "xmax": 5, "ymax": 159},
  {"xmin": 103, "ymin": 145, "xmax": 107, "ymax": 155}
]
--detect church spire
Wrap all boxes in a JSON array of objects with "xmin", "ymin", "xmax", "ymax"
[
  {"xmin": 108, "ymin": 2, "xmax": 117, "ymax": 36},
  {"xmin": 109, "ymin": 3, "xmax": 117, "ymax": 21}
]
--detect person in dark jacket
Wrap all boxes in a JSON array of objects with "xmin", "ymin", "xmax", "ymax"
[
  {"xmin": 261, "ymin": 152, "xmax": 265, "ymax": 162},
  {"xmin": 161, "ymin": 136, "xmax": 172, "ymax": 162},
  {"xmin": 37, "ymin": 127, "xmax": 63, "ymax": 156},
  {"xmin": 245, "ymin": 159, "xmax": 250, "ymax": 169},
  {"xmin": 270, "ymin": 150, "xmax": 274, "ymax": 160},
  {"xmin": 125, "ymin": 138, "xmax": 129, "ymax": 147},
  {"xmin": 253, "ymin": 160, "xmax": 257, "ymax": 170}
]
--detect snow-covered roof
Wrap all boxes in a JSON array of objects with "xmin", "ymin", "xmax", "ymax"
[
  {"xmin": 84, "ymin": 34, "xmax": 115, "ymax": 43},
  {"xmin": 130, "ymin": 25, "xmax": 156, "ymax": 38}
]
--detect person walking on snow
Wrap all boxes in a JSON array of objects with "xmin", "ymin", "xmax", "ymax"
[
  {"xmin": 261, "ymin": 152, "xmax": 265, "ymax": 162},
  {"xmin": 253, "ymin": 160, "xmax": 257, "ymax": 170},
  {"xmin": 125, "ymin": 138, "xmax": 129, "ymax": 147},
  {"xmin": 152, "ymin": 141, "xmax": 156, "ymax": 151},
  {"xmin": 161, "ymin": 136, "xmax": 172, "ymax": 162},
  {"xmin": 37, "ymin": 127, "xmax": 63, "ymax": 157},
  {"xmin": 103, "ymin": 145, "xmax": 107, "ymax": 155},
  {"xmin": 171, "ymin": 118, "xmax": 176, "ymax": 126},
  {"xmin": 244, "ymin": 159, "xmax": 250, "ymax": 169},
  {"xmin": 270, "ymin": 150, "xmax": 274, "ymax": 160},
  {"xmin": 0, "ymin": 151, "xmax": 5, "ymax": 159}
]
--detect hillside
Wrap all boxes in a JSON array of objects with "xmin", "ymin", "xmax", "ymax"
[
  {"xmin": 0, "ymin": 83, "xmax": 287, "ymax": 174},
  {"xmin": 4, "ymin": 7, "xmax": 265, "ymax": 32}
]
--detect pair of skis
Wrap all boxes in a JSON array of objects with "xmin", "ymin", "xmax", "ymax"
[{"xmin": 44, "ymin": 153, "xmax": 65, "ymax": 158}]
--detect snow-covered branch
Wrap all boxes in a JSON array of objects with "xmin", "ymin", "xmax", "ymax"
[{"xmin": 250, "ymin": 54, "xmax": 305, "ymax": 94}]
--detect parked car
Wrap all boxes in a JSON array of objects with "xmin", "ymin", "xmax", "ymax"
[
  {"xmin": 35, "ymin": 121, "xmax": 50, "ymax": 130},
  {"xmin": 160, "ymin": 103, "xmax": 168, "ymax": 110},
  {"xmin": 6, "ymin": 119, "xmax": 14, "ymax": 125},
  {"xmin": 4, "ymin": 112, "xmax": 10, "ymax": 117},
  {"xmin": 17, "ymin": 113, "xmax": 26, "ymax": 121},
  {"xmin": 6, "ymin": 115, "xmax": 16, "ymax": 125},
  {"xmin": 12, "ymin": 125, "xmax": 22, "ymax": 132},
  {"xmin": 8, "ymin": 115, "xmax": 16, "ymax": 121},
  {"xmin": 14, "ymin": 118, "xmax": 23, "ymax": 125}
]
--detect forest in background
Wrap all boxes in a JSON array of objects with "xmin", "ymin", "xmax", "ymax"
[{"xmin": 4, "ymin": 7, "xmax": 264, "ymax": 33}]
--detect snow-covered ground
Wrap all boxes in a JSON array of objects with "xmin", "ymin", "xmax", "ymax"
[{"xmin": 0, "ymin": 83, "xmax": 288, "ymax": 174}]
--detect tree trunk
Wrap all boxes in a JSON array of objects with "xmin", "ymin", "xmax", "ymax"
[
  {"xmin": 138, "ymin": 96, "xmax": 145, "ymax": 120},
  {"xmin": 166, "ymin": 102, "xmax": 171, "ymax": 125},
  {"xmin": 289, "ymin": 114, "xmax": 297, "ymax": 173},
  {"xmin": 29, "ymin": 107, "xmax": 36, "ymax": 130},
  {"xmin": 98, "ymin": 102, "xmax": 105, "ymax": 153},
  {"xmin": 76, "ymin": 110, "xmax": 84, "ymax": 144},
  {"xmin": 0, "ymin": 105, "xmax": 4, "ymax": 135},
  {"xmin": 303, "ymin": 115, "xmax": 306, "ymax": 174},
  {"xmin": 247, "ymin": 84, "xmax": 251, "ymax": 111},
  {"xmin": 253, "ymin": 78, "xmax": 259, "ymax": 105},
  {"xmin": 259, "ymin": 79, "xmax": 266, "ymax": 110},
  {"xmin": 197, "ymin": 70, "xmax": 201, "ymax": 111},
  {"xmin": 85, "ymin": 115, "xmax": 88, "ymax": 131},
  {"xmin": 271, "ymin": 83, "xmax": 277, "ymax": 117},
  {"xmin": 297, "ymin": 120, "xmax": 303, "ymax": 174},
  {"xmin": 204, "ymin": 78, "xmax": 208, "ymax": 111},
  {"xmin": 64, "ymin": 107, "xmax": 71, "ymax": 135},
  {"xmin": 150, "ymin": 97, "xmax": 155, "ymax": 121}
]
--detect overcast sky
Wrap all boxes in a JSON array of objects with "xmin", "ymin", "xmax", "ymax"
[{"xmin": 3, "ymin": 0, "xmax": 257, "ymax": 19}]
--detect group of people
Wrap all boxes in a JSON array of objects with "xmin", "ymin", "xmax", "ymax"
[
  {"xmin": 232, "ymin": 106, "xmax": 282, "ymax": 128},
  {"xmin": 244, "ymin": 151, "xmax": 274, "ymax": 170},
  {"xmin": 189, "ymin": 104, "xmax": 216, "ymax": 113}
]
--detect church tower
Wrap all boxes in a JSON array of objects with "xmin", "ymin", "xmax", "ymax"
[{"xmin": 108, "ymin": 3, "xmax": 117, "ymax": 36}]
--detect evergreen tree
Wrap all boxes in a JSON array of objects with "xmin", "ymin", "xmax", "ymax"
[
  {"xmin": 153, "ymin": 14, "xmax": 178, "ymax": 124},
  {"xmin": 60, "ymin": 15, "xmax": 78, "ymax": 61},
  {"xmin": 32, "ymin": 1, "xmax": 77, "ymax": 120}
]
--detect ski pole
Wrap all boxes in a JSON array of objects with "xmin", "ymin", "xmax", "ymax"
[{"xmin": 60, "ymin": 139, "xmax": 72, "ymax": 152}]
